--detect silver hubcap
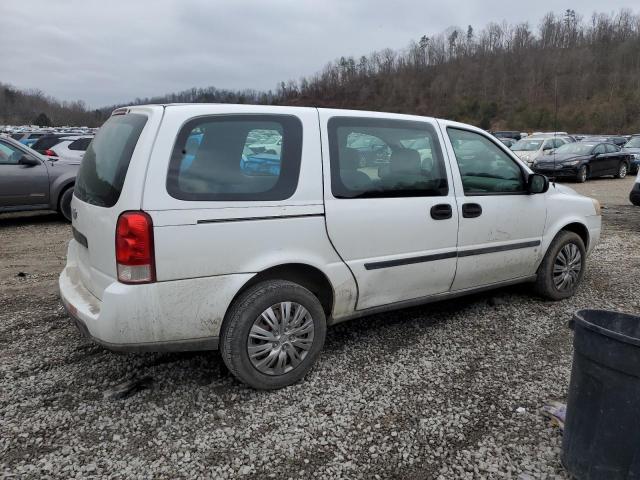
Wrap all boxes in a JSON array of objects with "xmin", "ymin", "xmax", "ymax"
[
  {"xmin": 247, "ymin": 302, "xmax": 314, "ymax": 376},
  {"xmin": 580, "ymin": 168, "xmax": 587, "ymax": 182},
  {"xmin": 619, "ymin": 164, "xmax": 627, "ymax": 178},
  {"xmin": 553, "ymin": 243, "xmax": 582, "ymax": 291}
]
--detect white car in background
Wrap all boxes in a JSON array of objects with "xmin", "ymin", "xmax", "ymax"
[
  {"xmin": 44, "ymin": 136, "xmax": 93, "ymax": 163},
  {"xmin": 511, "ymin": 136, "xmax": 568, "ymax": 166}
]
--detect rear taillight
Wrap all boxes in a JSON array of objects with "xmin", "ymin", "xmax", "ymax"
[
  {"xmin": 115, "ymin": 211, "xmax": 156, "ymax": 284},
  {"xmin": 45, "ymin": 149, "xmax": 57, "ymax": 157}
]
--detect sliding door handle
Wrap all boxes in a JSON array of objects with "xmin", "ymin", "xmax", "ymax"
[
  {"xmin": 430, "ymin": 203, "xmax": 452, "ymax": 220},
  {"xmin": 462, "ymin": 203, "xmax": 482, "ymax": 218}
]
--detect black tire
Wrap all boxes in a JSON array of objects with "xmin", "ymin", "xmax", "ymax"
[
  {"xmin": 534, "ymin": 231, "xmax": 586, "ymax": 300},
  {"xmin": 575, "ymin": 165, "xmax": 588, "ymax": 183},
  {"xmin": 58, "ymin": 186, "xmax": 74, "ymax": 222},
  {"xmin": 615, "ymin": 161, "xmax": 628, "ymax": 179},
  {"xmin": 220, "ymin": 280, "xmax": 326, "ymax": 389}
]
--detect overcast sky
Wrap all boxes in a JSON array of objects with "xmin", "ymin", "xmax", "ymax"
[{"xmin": 1, "ymin": 0, "xmax": 637, "ymax": 108}]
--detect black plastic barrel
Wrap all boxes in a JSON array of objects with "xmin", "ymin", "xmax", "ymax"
[{"xmin": 562, "ymin": 309, "xmax": 640, "ymax": 479}]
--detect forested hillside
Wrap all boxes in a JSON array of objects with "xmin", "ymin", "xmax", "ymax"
[
  {"xmin": 281, "ymin": 9, "xmax": 640, "ymax": 132},
  {"xmin": 2, "ymin": 9, "xmax": 640, "ymax": 132}
]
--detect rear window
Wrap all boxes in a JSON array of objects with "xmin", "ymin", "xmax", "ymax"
[
  {"xmin": 68, "ymin": 138, "xmax": 92, "ymax": 151},
  {"xmin": 74, "ymin": 114, "xmax": 147, "ymax": 207},
  {"xmin": 166, "ymin": 115, "xmax": 302, "ymax": 201},
  {"xmin": 32, "ymin": 136, "xmax": 58, "ymax": 151}
]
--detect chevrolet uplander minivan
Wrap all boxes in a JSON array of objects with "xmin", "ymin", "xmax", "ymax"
[{"xmin": 59, "ymin": 105, "xmax": 602, "ymax": 389}]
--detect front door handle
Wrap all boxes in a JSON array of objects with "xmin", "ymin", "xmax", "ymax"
[
  {"xmin": 462, "ymin": 203, "xmax": 482, "ymax": 218},
  {"xmin": 430, "ymin": 203, "xmax": 452, "ymax": 220}
]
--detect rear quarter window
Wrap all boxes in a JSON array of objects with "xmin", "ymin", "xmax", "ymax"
[
  {"xmin": 74, "ymin": 114, "xmax": 147, "ymax": 207},
  {"xmin": 166, "ymin": 115, "xmax": 303, "ymax": 201}
]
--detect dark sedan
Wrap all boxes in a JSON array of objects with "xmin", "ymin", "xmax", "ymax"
[
  {"xmin": 622, "ymin": 135, "xmax": 640, "ymax": 174},
  {"xmin": 532, "ymin": 142, "xmax": 631, "ymax": 183}
]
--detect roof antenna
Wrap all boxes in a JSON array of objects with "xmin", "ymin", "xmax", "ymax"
[{"xmin": 552, "ymin": 75, "xmax": 558, "ymax": 187}]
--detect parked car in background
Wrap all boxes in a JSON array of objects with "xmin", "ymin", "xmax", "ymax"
[
  {"xmin": 622, "ymin": 135, "xmax": 640, "ymax": 174},
  {"xmin": 498, "ymin": 137, "xmax": 518, "ymax": 148},
  {"xmin": 241, "ymin": 151, "xmax": 281, "ymax": 176},
  {"xmin": 0, "ymin": 135, "xmax": 78, "ymax": 220},
  {"xmin": 347, "ymin": 132, "xmax": 390, "ymax": 166},
  {"xmin": 580, "ymin": 136, "xmax": 628, "ymax": 147},
  {"xmin": 532, "ymin": 131, "xmax": 569, "ymax": 137},
  {"xmin": 529, "ymin": 132, "xmax": 576, "ymax": 143},
  {"xmin": 532, "ymin": 141, "xmax": 631, "ymax": 182},
  {"xmin": 59, "ymin": 104, "xmax": 601, "ymax": 389},
  {"xmin": 43, "ymin": 136, "xmax": 93, "ymax": 163},
  {"xmin": 11, "ymin": 131, "xmax": 50, "ymax": 147},
  {"xmin": 630, "ymin": 170, "xmax": 640, "ymax": 206},
  {"xmin": 608, "ymin": 136, "xmax": 629, "ymax": 147},
  {"xmin": 511, "ymin": 136, "xmax": 568, "ymax": 166},
  {"xmin": 31, "ymin": 134, "xmax": 77, "ymax": 155},
  {"xmin": 492, "ymin": 130, "xmax": 522, "ymax": 140}
]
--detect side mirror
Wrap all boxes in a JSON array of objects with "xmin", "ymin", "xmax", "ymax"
[
  {"xmin": 19, "ymin": 155, "xmax": 40, "ymax": 167},
  {"xmin": 528, "ymin": 173, "xmax": 549, "ymax": 194}
]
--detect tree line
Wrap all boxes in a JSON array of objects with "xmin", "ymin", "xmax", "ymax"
[{"xmin": 2, "ymin": 8, "xmax": 640, "ymax": 133}]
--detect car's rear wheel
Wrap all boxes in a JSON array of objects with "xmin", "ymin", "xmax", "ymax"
[
  {"xmin": 534, "ymin": 231, "xmax": 586, "ymax": 300},
  {"xmin": 220, "ymin": 280, "xmax": 326, "ymax": 389},
  {"xmin": 58, "ymin": 186, "xmax": 74, "ymax": 222},
  {"xmin": 615, "ymin": 162, "xmax": 628, "ymax": 179},
  {"xmin": 576, "ymin": 165, "xmax": 588, "ymax": 183}
]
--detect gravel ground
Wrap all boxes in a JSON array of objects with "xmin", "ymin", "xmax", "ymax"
[
  {"xmin": 1, "ymin": 178, "xmax": 638, "ymax": 479},
  {"xmin": 567, "ymin": 175, "xmax": 637, "ymax": 206}
]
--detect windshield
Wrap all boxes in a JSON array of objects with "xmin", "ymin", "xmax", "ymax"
[
  {"xmin": 511, "ymin": 139, "xmax": 542, "ymax": 151},
  {"xmin": 554, "ymin": 143, "xmax": 594, "ymax": 155},
  {"xmin": 625, "ymin": 137, "xmax": 640, "ymax": 148},
  {"xmin": 74, "ymin": 114, "xmax": 147, "ymax": 207}
]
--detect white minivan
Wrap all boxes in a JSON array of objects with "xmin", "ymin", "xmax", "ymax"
[{"xmin": 59, "ymin": 105, "xmax": 602, "ymax": 389}]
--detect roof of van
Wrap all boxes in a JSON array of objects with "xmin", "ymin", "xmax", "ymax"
[{"xmin": 118, "ymin": 104, "xmax": 440, "ymax": 122}]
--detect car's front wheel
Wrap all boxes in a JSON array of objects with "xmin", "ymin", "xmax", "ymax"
[
  {"xmin": 534, "ymin": 231, "xmax": 586, "ymax": 300},
  {"xmin": 220, "ymin": 280, "xmax": 326, "ymax": 389},
  {"xmin": 58, "ymin": 186, "xmax": 74, "ymax": 222},
  {"xmin": 615, "ymin": 161, "xmax": 628, "ymax": 179}
]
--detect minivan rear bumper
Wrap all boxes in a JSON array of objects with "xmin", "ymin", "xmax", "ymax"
[{"xmin": 59, "ymin": 241, "xmax": 252, "ymax": 352}]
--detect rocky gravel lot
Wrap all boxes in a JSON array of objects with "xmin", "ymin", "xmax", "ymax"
[{"xmin": 1, "ymin": 177, "xmax": 638, "ymax": 479}]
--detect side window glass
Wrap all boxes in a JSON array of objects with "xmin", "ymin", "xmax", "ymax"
[
  {"xmin": 328, "ymin": 117, "xmax": 448, "ymax": 198},
  {"xmin": 594, "ymin": 144, "xmax": 606, "ymax": 155},
  {"xmin": 605, "ymin": 144, "xmax": 617, "ymax": 153},
  {"xmin": 167, "ymin": 115, "xmax": 302, "ymax": 201},
  {"xmin": 0, "ymin": 142, "xmax": 23, "ymax": 164},
  {"xmin": 447, "ymin": 128, "xmax": 525, "ymax": 195}
]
